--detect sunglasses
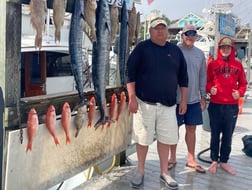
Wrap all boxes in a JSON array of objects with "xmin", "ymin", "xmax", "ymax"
[{"xmin": 184, "ymin": 30, "xmax": 197, "ymax": 36}]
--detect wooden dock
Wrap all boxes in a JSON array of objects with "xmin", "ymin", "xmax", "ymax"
[{"xmin": 73, "ymin": 89, "xmax": 252, "ymax": 190}]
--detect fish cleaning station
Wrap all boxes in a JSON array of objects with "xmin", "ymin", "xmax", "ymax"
[{"xmin": 0, "ymin": 0, "xmax": 141, "ymax": 189}]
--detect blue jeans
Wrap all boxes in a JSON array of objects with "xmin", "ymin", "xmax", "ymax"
[{"xmin": 208, "ymin": 102, "xmax": 238, "ymax": 163}]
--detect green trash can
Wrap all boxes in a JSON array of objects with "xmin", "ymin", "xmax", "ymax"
[{"xmin": 202, "ymin": 101, "xmax": 211, "ymax": 132}]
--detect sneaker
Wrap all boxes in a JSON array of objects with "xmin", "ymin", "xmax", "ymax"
[
  {"xmin": 160, "ymin": 174, "xmax": 178, "ymax": 189},
  {"xmin": 131, "ymin": 173, "xmax": 144, "ymax": 189}
]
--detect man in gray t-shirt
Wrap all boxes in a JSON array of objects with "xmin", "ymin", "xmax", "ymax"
[{"xmin": 168, "ymin": 24, "xmax": 207, "ymax": 173}]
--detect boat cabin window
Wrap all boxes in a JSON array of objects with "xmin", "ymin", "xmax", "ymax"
[
  {"xmin": 29, "ymin": 53, "xmax": 42, "ymax": 83},
  {"xmin": 46, "ymin": 52, "xmax": 73, "ymax": 77}
]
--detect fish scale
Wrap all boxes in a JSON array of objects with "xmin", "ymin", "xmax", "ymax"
[
  {"xmin": 119, "ymin": 0, "xmax": 129, "ymax": 88},
  {"xmin": 92, "ymin": 0, "xmax": 111, "ymax": 130},
  {"xmin": 69, "ymin": 0, "xmax": 86, "ymax": 106}
]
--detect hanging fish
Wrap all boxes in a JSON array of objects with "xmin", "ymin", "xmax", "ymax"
[
  {"xmin": 69, "ymin": 0, "xmax": 87, "ymax": 108},
  {"xmin": 46, "ymin": 105, "xmax": 60, "ymax": 146},
  {"xmin": 118, "ymin": 0, "xmax": 129, "ymax": 88},
  {"xmin": 53, "ymin": 0, "xmax": 66, "ymax": 43},
  {"xmin": 87, "ymin": 96, "xmax": 96, "ymax": 128},
  {"xmin": 110, "ymin": 2, "xmax": 119, "ymax": 48},
  {"xmin": 84, "ymin": 0, "xmax": 97, "ymax": 42},
  {"xmin": 26, "ymin": 108, "xmax": 39, "ymax": 152},
  {"xmin": 135, "ymin": 12, "xmax": 141, "ymax": 46},
  {"xmin": 92, "ymin": 0, "xmax": 111, "ymax": 130},
  {"xmin": 128, "ymin": 3, "xmax": 137, "ymax": 47},
  {"xmin": 61, "ymin": 102, "xmax": 71, "ymax": 144},
  {"xmin": 74, "ymin": 105, "xmax": 86, "ymax": 137},
  {"xmin": 116, "ymin": 91, "xmax": 126, "ymax": 122},
  {"xmin": 107, "ymin": 93, "xmax": 117, "ymax": 128},
  {"xmin": 29, "ymin": 0, "xmax": 47, "ymax": 49}
]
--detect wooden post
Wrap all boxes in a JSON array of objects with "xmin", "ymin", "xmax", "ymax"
[
  {"xmin": 247, "ymin": 32, "xmax": 251, "ymax": 84},
  {"xmin": 0, "ymin": 1, "xmax": 21, "ymax": 188},
  {"xmin": 0, "ymin": 0, "xmax": 7, "ymax": 101},
  {"xmin": 5, "ymin": 1, "xmax": 21, "ymax": 106},
  {"xmin": 0, "ymin": 0, "xmax": 6, "ymax": 188},
  {"xmin": 0, "ymin": 87, "xmax": 4, "ymax": 190}
]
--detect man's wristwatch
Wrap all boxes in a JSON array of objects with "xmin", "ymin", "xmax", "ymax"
[{"xmin": 201, "ymin": 94, "xmax": 210, "ymax": 100}]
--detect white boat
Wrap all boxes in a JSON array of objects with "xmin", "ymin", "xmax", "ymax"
[{"xmin": 21, "ymin": 5, "xmax": 93, "ymax": 97}]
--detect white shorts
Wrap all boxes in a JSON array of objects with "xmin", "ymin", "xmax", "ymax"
[{"xmin": 132, "ymin": 98, "xmax": 178, "ymax": 145}]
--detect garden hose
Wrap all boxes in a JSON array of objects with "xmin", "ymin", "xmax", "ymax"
[
  {"xmin": 197, "ymin": 147, "xmax": 212, "ymax": 164},
  {"xmin": 93, "ymin": 155, "xmax": 117, "ymax": 175},
  {"xmin": 85, "ymin": 167, "xmax": 93, "ymax": 181}
]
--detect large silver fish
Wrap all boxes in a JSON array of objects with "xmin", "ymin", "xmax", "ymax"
[
  {"xmin": 69, "ymin": 0, "xmax": 86, "ymax": 108},
  {"xmin": 118, "ymin": 0, "xmax": 129, "ymax": 88},
  {"xmin": 53, "ymin": 0, "xmax": 66, "ymax": 43},
  {"xmin": 30, "ymin": 0, "xmax": 47, "ymax": 49},
  {"xmin": 92, "ymin": 0, "xmax": 111, "ymax": 130}
]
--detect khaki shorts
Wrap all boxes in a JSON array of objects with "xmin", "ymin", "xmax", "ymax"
[{"xmin": 132, "ymin": 98, "xmax": 178, "ymax": 145}]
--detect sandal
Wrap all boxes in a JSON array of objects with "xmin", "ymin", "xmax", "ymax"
[
  {"xmin": 168, "ymin": 162, "xmax": 177, "ymax": 170},
  {"xmin": 186, "ymin": 163, "xmax": 206, "ymax": 173}
]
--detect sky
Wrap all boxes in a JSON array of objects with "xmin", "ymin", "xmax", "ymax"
[{"xmin": 134, "ymin": 0, "xmax": 252, "ymax": 26}]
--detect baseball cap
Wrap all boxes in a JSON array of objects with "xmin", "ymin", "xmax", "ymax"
[
  {"xmin": 150, "ymin": 17, "xmax": 167, "ymax": 28},
  {"xmin": 219, "ymin": 37, "xmax": 233, "ymax": 47},
  {"xmin": 182, "ymin": 24, "xmax": 197, "ymax": 33}
]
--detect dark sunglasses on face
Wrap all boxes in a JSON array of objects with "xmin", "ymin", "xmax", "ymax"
[{"xmin": 184, "ymin": 30, "xmax": 197, "ymax": 36}]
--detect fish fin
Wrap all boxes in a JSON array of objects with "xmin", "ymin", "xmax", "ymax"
[
  {"xmin": 106, "ymin": 22, "xmax": 111, "ymax": 33},
  {"xmin": 26, "ymin": 142, "xmax": 32, "ymax": 152},
  {"xmin": 94, "ymin": 116, "xmax": 110, "ymax": 130},
  {"xmin": 87, "ymin": 122, "xmax": 92, "ymax": 128},
  {"xmin": 115, "ymin": 115, "xmax": 119, "ymax": 122},
  {"xmin": 66, "ymin": 136, "xmax": 71, "ymax": 144},
  {"xmin": 106, "ymin": 118, "xmax": 115, "ymax": 128},
  {"xmin": 73, "ymin": 100, "xmax": 89, "ymax": 111},
  {"xmin": 81, "ymin": 10, "xmax": 85, "ymax": 21},
  {"xmin": 110, "ymin": 118, "xmax": 115, "ymax": 123},
  {"xmin": 54, "ymin": 137, "xmax": 60, "ymax": 146},
  {"xmin": 75, "ymin": 128, "xmax": 81, "ymax": 138}
]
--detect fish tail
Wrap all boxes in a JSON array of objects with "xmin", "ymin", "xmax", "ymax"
[
  {"xmin": 107, "ymin": 117, "xmax": 115, "ymax": 128},
  {"xmin": 87, "ymin": 121, "xmax": 92, "ymax": 128},
  {"xmin": 94, "ymin": 117, "xmax": 107, "ymax": 130},
  {"xmin": 75, "ymin": 129, "xmax": 80, "ymax": 138},
  {"xmin": 35, "ymin": 33, "xmax": 42, "ymax": 49},
  {"xmin": 26, "ymin": 142, "xmax": 32, "ymax": 152},
  {"xmin": 66, "ymin": 135, "xmax": 71, "ymax": 144},
  {"xmin": 73, "ymin": 100, "xmax": 89, "ymax": 111},
  {"xmin": 54, "ymin": 137, "xmax": 60, "ymax": 146},
  {"xmin": 94, "ymin": 116, "xmax": 114, "ymax": 130},
  {"xmin": 115, "ymin": 115, "xmax": 119, "ymax": 122},
  {"xmin": 55, "ymin": 28, "xmax": 61, "ymax": 43}
]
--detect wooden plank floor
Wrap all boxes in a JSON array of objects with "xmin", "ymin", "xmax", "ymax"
[{"xmin": 75, "ymin": 89, "xmax": 252, "ymax": 190}]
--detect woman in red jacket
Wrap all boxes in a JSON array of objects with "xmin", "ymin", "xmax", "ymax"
[{"xmin": 206, "ymin": 36, "xmax": 247, "ymax": 175}]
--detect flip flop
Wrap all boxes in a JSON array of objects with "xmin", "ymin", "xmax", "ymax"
[
  {"xmin": 168, "ymin": 162, "xmax": 177, "ymax": 170},
  {"xmin": 186, "ymin": 163, "xmax": 206, "ymax": 173}
]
